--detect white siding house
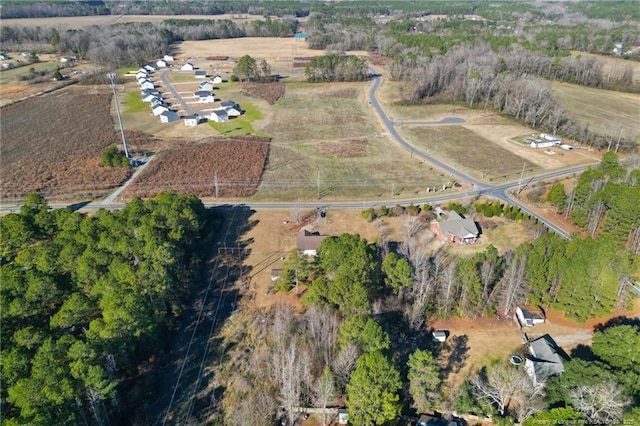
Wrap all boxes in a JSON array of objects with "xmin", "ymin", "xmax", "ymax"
[
  {"xmin": 208, "ymin": 109, "xmax": 228, "ymax": 123},
  {"xmin": 181, "ymin": 62, "xmax": 194, "ymax": 71},
  {"xmin": 183, "ymin": 114, "xmax": 200, "ymax": 126},
  {"xmin": 195, "ymin": 70, "xmax": 207, "ymax": 78},
  {"xmin": 156, "ymin": 59, "xmax": 167, "ymax": 68},
  {"xmin": 199, "ymin": 81, "xmax": 214, "ymax": 91},
  {"xmin": 163, "ymin": 55, "xmax": 175, "ymax": 62},
  {"xmin": 224, "ymin": 105, "xmax": 243, "ymax": 117},
  {"xmin": 212, "ymin": 75, "xmax": 223, "ymax": 84},
  {"xmin": 160, "ymin": 110, "xmax": 179, "ymax": 123},
  {"xmin": 140, "ymin": 81, "xmax": 154, "ymax": 90},
  {"xmin": 152, "ymin": 105, "xmax": 169, "ymax": 116}
]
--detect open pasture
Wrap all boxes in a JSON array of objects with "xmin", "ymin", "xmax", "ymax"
[
  {"xmin": 123, "ymin": 136, "xmax": 270, "ymax": 199},
  {"xmin": 254, "ymin": 82, "xmax": 451, "ymax": 201},
  {"xmin": 0, "ymin": 86, "xmax": 157, "ymax": 200},
  {"xmin": 401, "ymin": 126, "xmax": 539, "ymax": 181},
  {"xmin": 551, "ymin": 81, "xmax": 640, "ymax": 142},
  {"xmin": 174, "ymin": 38, "xmax": 368, "ymax": 81}
]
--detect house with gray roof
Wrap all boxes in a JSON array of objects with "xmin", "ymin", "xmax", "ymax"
[
  {"xmin": 525, "ymin": 334, "xmax": 570, "ymax": 386},
  {"xmin": 430, "ymin": 210, "xmax": 479, "ymax": 244},
  {"xmin": 296, "ymin": 228, "xmax": 327, "ymax": 256}
]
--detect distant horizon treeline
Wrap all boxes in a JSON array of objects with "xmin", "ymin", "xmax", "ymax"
[{"xmin": 0, "ymin": 0, "xmax": 311, "ymax": 19}]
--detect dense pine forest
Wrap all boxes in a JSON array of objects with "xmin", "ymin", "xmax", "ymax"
[{"xmin": 0, "ymin": 193, "xmax": 218, "ymax": 424}]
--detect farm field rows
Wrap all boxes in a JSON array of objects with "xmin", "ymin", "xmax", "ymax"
[
  {"xmin": 550, "ymin": 81, "xmax": 640, "ymax": 142},
  {"xmin": 0, "ymin": 86, "xmax": 156, "ymax": 200},
  {"xmin": 123, "ymin": 136, "xmax": 270, "ymax": 199}
]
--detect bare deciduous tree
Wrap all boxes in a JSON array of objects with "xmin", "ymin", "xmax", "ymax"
[
  {"xmin": 498, "ymin": 252, "xmax": 528, "ymax": 315},
  {"xmin": 332, "ymin": 343, "xmax": 360, "ymax": 389},
  {"xmin": 313, "ymin": 367, "xmax": 337, "ymax": 426},
  {"xmin": 304, "ymin": 307, "xmax": 340, "ymax": 370},
  {"xmin": 569, "ymin": 380, "xmax": 631, "ymax": 424},
  {"xmin": 471, "ymin": 363, "xmax": 538, "ymax": 417}
]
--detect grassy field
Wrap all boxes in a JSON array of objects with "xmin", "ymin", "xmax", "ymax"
[
  {"xmin": 401, "ymin": 126, "xmax": 539, "ymax": 181},
  {"xmin": 124, "ymin": 90, "xmax": 148, "ymax": 113},
  {"xmin": 551, "ymin": 81, "xmax": 640, "ymax": 142},
  {"xmin": 0, "ymin": 60, "xmax": 57, "ymax": 86},
  {"xmin": 208, "ymin": 102, "xmax": 266, "ymax": 136},
  {"xmin": 253, "ymin": 82, "xmax": 451, "ymax": 201},
  {"xmin": 170, "ymin": 74, "xmax": 198, "ymax": 83}
]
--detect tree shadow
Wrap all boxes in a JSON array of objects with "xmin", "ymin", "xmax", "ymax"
[
  {"xmin": 140, "ymin": 205, "xmax": 258, "ymax": 424},
  {"xmin": 437, "ymin": 335, "xmax": 470, "ymax": 381},
  {"xmin": 593, "ymin": 315, "xmax": 640, "ymax": 333}
]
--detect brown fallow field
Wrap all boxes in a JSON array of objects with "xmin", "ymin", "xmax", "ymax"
[
  {"xmin": 123, "ymin": 136, "xmax": 270, "ymax": 199},
  {"xmin": 0, "ymin": 86, "xmax": 156, "ymax": 200}
]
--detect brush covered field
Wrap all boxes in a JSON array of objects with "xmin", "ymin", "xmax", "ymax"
[
  {"xmin": 123, "ymin": 136, "xmax": 270, "ymax": 198},
  {"xmin": 0, "ymin": 86, "xmax": 155, "ymax": 200}
]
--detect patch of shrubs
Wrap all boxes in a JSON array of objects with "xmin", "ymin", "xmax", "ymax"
[
  {"xmin": 362, "ymin": 203, "xmax": 433, "ymax": 222},
  {"xmin": 101, "ymin": 145, "xmax": 129, "ymax": 167},
  {"xmin": 474, "ymin": 200, "xmax": 536, "ymax": 222}
]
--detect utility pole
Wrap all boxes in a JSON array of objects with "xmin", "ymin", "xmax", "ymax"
[
  {"xmin": 214, "ymin": 171, "xmax": 219, "ymax": 198},
  {"xmin": 106, "ymin": 72, "xmax": 129, "ymax": 159},
  {"xmin": 517, "ymin": 162, "xmax": 526, "ymax": 194}
]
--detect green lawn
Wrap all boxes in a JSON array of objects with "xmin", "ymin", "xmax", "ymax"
[
  {"xmin": 118, "ymin": 66, "xmax": 138, "ymax": 75},
  {"xmin": 0, "ymin": 61, "xmax": 56, "ymax": 86},
  {"xmin": 170, "ymin": 74, "xmax": 197, "ymax": 83},
  {"xmin": 124, "ymin": 90, "xmax": 148, "ymax": 113},
  {"xmin": 208, "ymin": 102, "xmax": 266, "ymax": 136}
]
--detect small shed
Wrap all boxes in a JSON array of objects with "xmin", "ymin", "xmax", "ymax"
[
  {"xmin": 160, "ymin": 110, "xmax": 179, "ymax": 123},
  {"xmin": 271, "ymin": 269, "xmax": 282, "ymax": 282},
  {"xmin": 195, "ymin": 70, "xmax": 208, "ymax": 78},
  {"xmin": 516, "ymin": 306, "xmax": 545, "ymax": 327},
  {"xmin": 432, "ymin": 331, "xmax": 447, "ymax": 343},
  {"xmin": 181, "ymin": 62, "xmax": 194, "ymax": 71}
]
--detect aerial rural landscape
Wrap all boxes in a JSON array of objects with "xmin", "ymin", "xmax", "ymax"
[{"xmin": 0, "ymin": 1, "xmax": 639, "ymax": 425}]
